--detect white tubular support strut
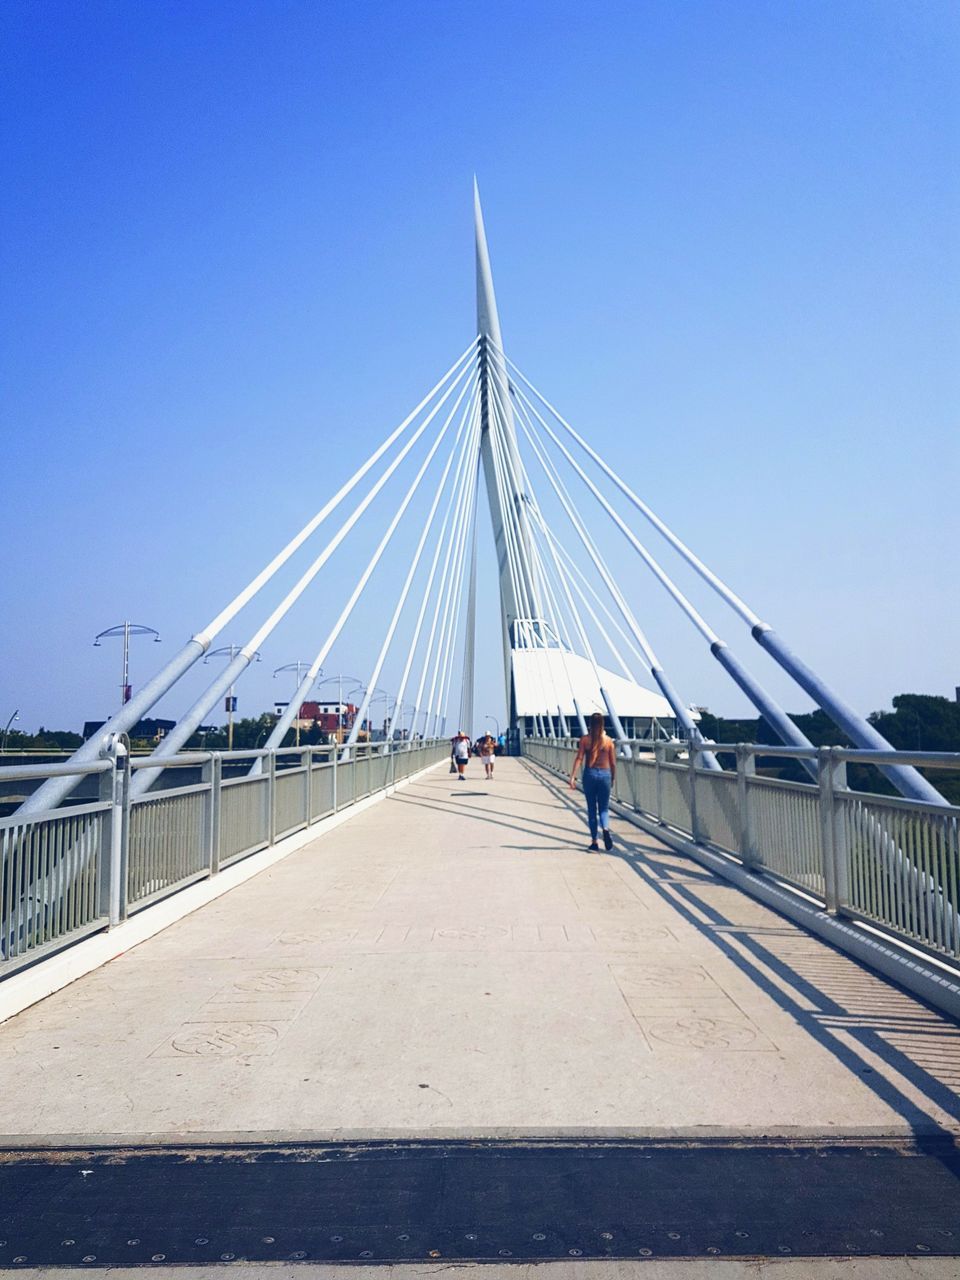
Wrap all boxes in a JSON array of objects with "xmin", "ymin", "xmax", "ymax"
[
  {"xmin": 19, "ymin": 339, "xmax": 478, "ymax": 815},
  {"xmin": 511, "ymin": 381, "xmax": 719, "ymax": 644},
  {"xmin": 265, "ymin": 369, "xmax": 479, "ymax": 762},
  {"xmin": 503, "ymin": 349, "xmax": 943, "ymax": 801},
  {"xmin": 500, "ymin": 348, "xmax": 761, "ymax": 626},
  {"xmin": 386, "ymin": 388, "xmax": 482, "ymax": 741},
  {"xmin": 418, "ymin": 403, "xmax": 484, "ymax": 736},
  {"xmin": 458, "ymin": 473, "xmax": 481, "ymax": 735},
  {"xmin": 541, "ymin": 521, "xmax": 653, "ymax": 676},
  {"xmin": 532, "ymin": 513, "xmax": 637, "ymax": 684},
  {"xmin": 132, "ymin": 357, "xmax": 479, "ymax": 794},
  {"xmin": 512, "ymin": 380, "xmax": 712, "ymax": 763},
  {"xmin": 434, "ymin": 452, "xmax": 482, "ymax": 735},
  {"xmin": 410, "ymin": 401, "xmax": 483, "ymax": 734},
  {"xmin": 346, "ymin": 376, "xmax": 482, "ymax": 750},
  {"xmin": 487, "ymin": 378, "xmax": 610, "ymax": 737}
]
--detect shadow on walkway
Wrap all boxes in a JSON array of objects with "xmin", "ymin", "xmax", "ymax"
[{"xmin": 528, "ymin": 761, "xmax": 960, "ymax": 1139}]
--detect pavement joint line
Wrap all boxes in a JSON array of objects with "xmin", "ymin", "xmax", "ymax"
[
  {"xmin": 2, "ymin": 758, "xmax": 958, "ymax": 1144},
  {"xmin": 0, "ymin": 758, "xmax": 445, "ymax": 1028},
  {"xmin": 523, "ymin": 758, "xmax": 960, "ymax": 1023}
]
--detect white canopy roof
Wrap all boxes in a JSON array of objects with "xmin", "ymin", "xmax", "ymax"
[{"xmin": 511, "ymin": 648, "xmax": 676, "ymax": 720}]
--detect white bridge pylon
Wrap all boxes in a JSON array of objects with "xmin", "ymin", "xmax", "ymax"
[
  {"xmin": 18, "ymin": 187, "xmax": 945, "ymax": 811},
  {"xmin": 473, "ymin": 180, "xmax": 673, "ymax": 753}
]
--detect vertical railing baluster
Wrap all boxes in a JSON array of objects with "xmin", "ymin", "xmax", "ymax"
[
  {"xmin": 687, "ymin": 739, "xmax": 699, "ymax": 843},
  {"xmin": 268, "ymin": 751, "xmax": 277, "ymax": 846},
  {"xmin": 736, "ymin": 745, "xmax": 757, "ymax": 870},
  {"xmin": 210, "ymin": 753, "xmax": 222, "ymax": 875}
]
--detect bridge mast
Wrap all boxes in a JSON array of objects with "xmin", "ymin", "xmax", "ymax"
[{"xmin": 474, "ymin": 180, "xmax": 544, "ymax": 741}]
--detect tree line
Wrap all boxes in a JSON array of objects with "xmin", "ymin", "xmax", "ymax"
[
  {"xmin": 5, "ymin": 693, "xmax": 958, "ymax": 802},
  {"xmin": 697, "ymin": 693, "xmax": 960, "ymax": 803}
]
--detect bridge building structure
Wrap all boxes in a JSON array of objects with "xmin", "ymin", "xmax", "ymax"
[{"xmin": 0, "ymin": 189, "xmax": 959, "ymax": 1274}]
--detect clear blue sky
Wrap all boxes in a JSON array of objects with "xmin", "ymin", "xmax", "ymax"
[{"xmin": 2, "ymin": 0, "xmax": 957, "ymax": 735}]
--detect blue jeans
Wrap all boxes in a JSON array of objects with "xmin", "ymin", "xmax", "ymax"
[{"xmin": 582, "ymin": 767, "xmax": 612, "ymax": 842}]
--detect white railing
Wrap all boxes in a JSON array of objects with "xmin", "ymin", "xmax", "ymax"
[
  {"xmin": 1, "ymin": 738, "xmax": 447, "ymax": 976},
  {"xmin": 523, "ymin": 736, "xmax": 960, "ymax": 973}
]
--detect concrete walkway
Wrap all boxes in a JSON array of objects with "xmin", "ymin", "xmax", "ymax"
[{"xmin": 0, "ymin": 758, "xmax": 958, "ymax": 1141}]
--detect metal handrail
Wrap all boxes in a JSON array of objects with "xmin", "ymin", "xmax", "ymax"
[
  {"xmin": 523, "ymin": 735, "xmax": 960, "ymax": 982},
  {"xmin": 0, "ymin": 759, "xmax": 112, "ymax": 783},
  {"xmin": 2, "ymin": 737, "xmax": 448, "ymax": 977}
]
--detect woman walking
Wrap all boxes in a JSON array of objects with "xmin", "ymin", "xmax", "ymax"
[
  {"xmin": 451, "ymin": 730, "xmax": 471, "ymax": 781},
  {"xmin": 568, "ymin": 711, "xmax": 616, "ymax": 851},
  {"xmin": 478, "ymin": 731, "xmax": 496, "ymax": 780}
]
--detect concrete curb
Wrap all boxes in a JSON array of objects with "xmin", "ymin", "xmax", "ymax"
[
  {"xmin": 524, "ymin": 757, "xmax": 960, "ymax": 1023},
  {"xmin": 0, "ymin": 758, "xmax": 444, "ymax": 1027},
  {"xmin": 1, "ymin": 1123, "xmax": 956, "ymax": 1148}
]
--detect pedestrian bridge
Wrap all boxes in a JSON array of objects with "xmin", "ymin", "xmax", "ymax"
[
  {"xmin": 2, "ymin": 755, "xmax": 958, "ymax": 1138},
  {"xmin": 4, "ymin": 189, "xmax": 959, "ymax": 1272},
  {"xmin": 2, "ymin": 756, "xmax": 959, "ymax": 1272}
]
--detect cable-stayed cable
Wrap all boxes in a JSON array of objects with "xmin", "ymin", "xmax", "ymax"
[
  {"xmin": 434, "ymin": 451, "xmax": 482, "ymax": 735},
  {"xmin": 19, "ymin": 339, "xmax": 479, "ymax": 815},
  {"xmin": 346, "ymin": 375, "xmax": 482, "ymax": 751},
  {"xmin": 385, "ymin": 391, "xmax": 482, "ymax": 741},
  {"xmin": 415, "ymin": 400, "xmax": 484, "ymax": 736},
  {"xmin": 502, "ymin": 349, "xmax": 943, "ymax": 804},
  {"xmin": 259, "ymin": 369, "xmax": 480, "ymax": 763},
  {"xmin": 509, "ymin": 378, "xmax": 714, "ymax": 764},
  {"xmin": 132, "ymin": 358, "xmax": 479, "ymax": 794},
  {"xmin": 511, "ymin": 377, "xmax": 818, "ymax": 779},
  {"xmin": 422, "ymin": 425, "xmax": 482, "ymax": 736}
]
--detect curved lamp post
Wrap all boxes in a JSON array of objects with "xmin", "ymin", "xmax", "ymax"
[
  {"xmin": 204, "ymin": 644, "xmax": 261, "ymax": 751},
  {"xmin": 315, "ymin": 674, "xmax": 364, "ymax": 744},
  {"xmin": 94, "ymin": 622, "xmax": 161, "ymax": 711},
  {"xmin": 1, "ymin": 709, "xmax": 19, "ymax": 754}
]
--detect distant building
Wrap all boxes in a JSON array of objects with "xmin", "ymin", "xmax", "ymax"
[{"xmin": 297, "ymin": 701, "xmax": 359, "ymax": 734}]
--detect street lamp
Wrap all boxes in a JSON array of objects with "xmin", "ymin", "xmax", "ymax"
[
  {"xmin": 389, "ymin": 699, "xmax": 416, "ymax": 743},
  {"xmin": 398, "ymin": 701, "xmax": 417, "ymax": 742},
  {"xmin": 315, "ymin": 674, "xmax": 364, "ymax": 743},
  {"xmin": 1, "ymin": 709, "xmax": 20, "ymax": 753},
  {"xmin": 368, "ymin": 689, "xmax": 394, "ymax": 742},
  {"xmin": 273, "ymin": 661, "xmax": 318, "ymax": 747},
  {"xmin": 204, "ymin": 645, "xmax": 261, "ymax": 751},
  {"xmin": 94, "ymin": 622, "xmax": 161, "ymax": 710},
  {"xmin": 486, "ymin": 714, "xmax": 500, "ymax": 739}
]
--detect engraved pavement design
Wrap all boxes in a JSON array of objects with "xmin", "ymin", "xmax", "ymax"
[{"xmin": 0, "ymin": 758, "xmax": 957, "ymax": 1138}]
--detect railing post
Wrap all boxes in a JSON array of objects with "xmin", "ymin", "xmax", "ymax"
[
  {"xmin": 833, "ymin": 754, "xmax": 850, "ymax": 911},
  {"xmin": 736, "ymin": 744, "xmax": 757, "ymax": 870},
  {"xmin": 116, "ymin": 746, "xmax": 131, "ymax": 924},
  {"xmin": 621, "ymin": 743, "xmax": 639, "ymax": 811},
  {"xmin": 818, "ymin": 746, "xmax": 848, "ymax": 913},
  {"xmin": 687, "ymin": 737, "xmax": 699, "ymax": 842},
  {"xmin": 201, "ymin": 753, "xmax": 214, "ymax": 876},
  {"xmin": 654, "ymin": 742, "xmax": 665, "ymax": 824},
  {"xmin": 268, "ymin": 750, "xmax": 277, "ymax": 845},
  {"xmin": 304, "ymin": 747, "xmax": 313, "ymax": 825},
  {"xmin": 209, "ymin": 753, "xmax": 222, "ymax": 875},
  {"xmin": 332, "ymin": 741, "xmax": 338, "ymax": 812},
  {"xmin": 98, "ymin": 738, "xmax": 128, "ymax": 928}
]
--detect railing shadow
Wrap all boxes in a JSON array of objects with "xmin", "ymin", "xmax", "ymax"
[
  {"xmin": 391, "ymin": 770, "xmax": 589, "ymax": 846},
  {"xmin": 529, "ymin": 761, "xmax": 960, "ymax": 1138}
]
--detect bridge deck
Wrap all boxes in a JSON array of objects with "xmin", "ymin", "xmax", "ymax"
[{"xmin": 1, "ymin": 757, "xmax": 957, "ymax": 1141}]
